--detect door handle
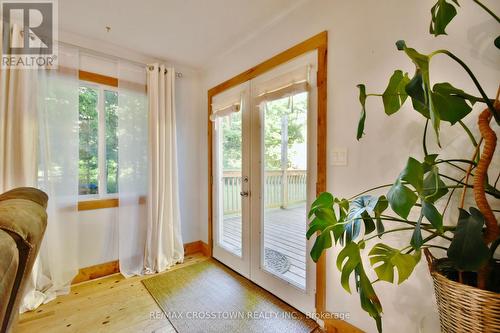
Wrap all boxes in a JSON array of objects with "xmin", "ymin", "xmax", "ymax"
[{"xmin": 240, "ymin": 191, "xmax": 249, "ymax": 197}]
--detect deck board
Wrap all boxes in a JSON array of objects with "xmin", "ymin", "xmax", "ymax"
[{"xmin": 222, "ymin": 203, "xmax": 307, "ymax": 288}]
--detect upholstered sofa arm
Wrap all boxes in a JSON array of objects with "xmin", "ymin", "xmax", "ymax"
[
  {"xmin": 0, "ymin": 231, "xmax": 18, "ymax": 329},
  {"xmin": 0, "ymin": 187, "xmax": 48, "ymax": 333}
]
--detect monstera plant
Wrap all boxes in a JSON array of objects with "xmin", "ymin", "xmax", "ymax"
[{"xmin": 307, "ymin": 1, "xmax": 499, "ymax": 332}]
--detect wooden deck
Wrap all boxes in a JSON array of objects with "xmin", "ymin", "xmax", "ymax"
[{"xmin": 221, "ymin": 203, "xmax": 307, "ymax": 288}]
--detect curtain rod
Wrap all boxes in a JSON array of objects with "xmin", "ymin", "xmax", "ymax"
[
  {"xmin": 58, "ymin": 40, "xmax": 183, "ymax": 78},
  {"xmin": 147, "ymin": 65, "xmax": 183, "ymax": 78}
]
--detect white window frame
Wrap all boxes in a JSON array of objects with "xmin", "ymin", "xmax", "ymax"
[{"xmin": 78, "ymin": 81, "xmax": 119, "ymax": 200}]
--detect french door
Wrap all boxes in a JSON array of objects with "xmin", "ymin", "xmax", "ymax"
[{"xmin": 212, "ymin": 51, "xmax": 318, "ymax": 314}]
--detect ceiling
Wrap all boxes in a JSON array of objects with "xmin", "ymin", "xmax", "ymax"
[{"xmin": 59, "ymin": 0, "xmax": 306, "ymax": 70}]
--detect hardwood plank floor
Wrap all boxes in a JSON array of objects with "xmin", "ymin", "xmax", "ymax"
[{"xmin": 14, "ymin": 253, "xmax": 209, "ymax": 333}]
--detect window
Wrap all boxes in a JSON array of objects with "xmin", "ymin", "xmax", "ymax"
[{"xmin": 78, "ymin": 83, "xmax": 118, "ymax": 196}]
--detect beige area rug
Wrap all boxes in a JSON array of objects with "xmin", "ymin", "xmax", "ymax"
[{"xmin": 142, "ymin": 259, "xmax": 318, "ymax": 333}]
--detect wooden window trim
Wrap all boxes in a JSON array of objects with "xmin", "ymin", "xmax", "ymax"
[
  {"xmin": 207, "ymin": 31, "xmax": 328, "ymax": 314},
  {"xmin": 78, "ymin": 196, "xmax": 146, "ymax": 211},
  {"xmin": 78, "ymin": 198, "xmax": 119, "ymax": 211},
  {"xmin": 79, "ymin": 70, "xmax": 118, "ymax": 87}
]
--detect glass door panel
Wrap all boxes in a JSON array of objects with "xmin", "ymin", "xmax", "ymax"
[
  {"xmin": 217, "ymin": 111, "xmax": 243, "ymax": 257},
  {"xmin": 262, "ymin": 92, "xmax": 308, "ymax": 290},
  {"xmin": 212, "ymin": 82, "xmax": 250, "ymax": 278},
  {"xmin": 249, "ymin": 50, "xmax": 317, "ymax": 314}
]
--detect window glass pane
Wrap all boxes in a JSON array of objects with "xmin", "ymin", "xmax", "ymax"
[
  {"xmin": 105, "ymin": 90, "xmax": 119, "ymax": 194},
  {"xmin": 218, "ymin": 111, "xmax": 243, "ymax": 257},
  {"xmin": 262, "ymin": 92, "xmax": 308, "ymax": 289},
  {"xmin": 79, "ymin": 86, "xmax": 99, "ymax": 195}
]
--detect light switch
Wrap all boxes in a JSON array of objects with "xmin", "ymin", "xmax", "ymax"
[{"xmin": 330, "ymin": 148, "xmax": 348, "ymax": 166}]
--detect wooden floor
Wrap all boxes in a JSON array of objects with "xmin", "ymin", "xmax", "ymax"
[
  {"xmin": 221, "ymin": 203, "xmax": 307, "ymax": 288},
  {"xmin": 15, "ymin": 253, "xmax": 209, "ymax": 333}
]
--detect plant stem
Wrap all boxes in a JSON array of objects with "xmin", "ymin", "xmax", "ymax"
[
  {"xmin": 442, "ymin": 175, "xmax": 467, "ymax": 217},
  {"xmin": 439, "ymin": 172, "xmax": 498, "ymax": 198},
  {"xmin": 405, "ymin": 234, "xmax": 441, "ymax": 254},
  {"xmin": 423, "ymin": 119, "xmax": 429, "ymax": 156},
  {"xmin": 423, "ymin": 245, "xmax": 448, "ymax": 251},
  {"xmin": 434, "ymin": 159, "xmax": 476, "ymax": 166},
  {"xmin": 473, "ymin": 0, "xmax": 500, "ymax": 23},
  {"xmin": 432, "ymin": 50, "xmax": 499, "ymax": 123},
  {"xmin": 347, "ymin": 184, "xmax": 393, "ymax": 200},
  {"xmin": 443, "ymin": 161, "xmax": 469, "ymax": 173},
  {"xmin": 458, "ymin": 120, "xmax": 478, "ymax": 148},
  {"xmin": 379, "ymin": 215, "xmax": 456, "ymax": 230},
  {"xmin": 365, "ymin": 227, "xmax": 415, "ymax": 242}
]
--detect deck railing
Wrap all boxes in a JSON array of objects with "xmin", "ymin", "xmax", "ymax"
[{"xmin": 222, "ymin": 170, "xmax": 306, "ymax": 214}]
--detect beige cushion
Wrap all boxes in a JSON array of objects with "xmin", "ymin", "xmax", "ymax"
[{"xmin": 0, "ymin": 187, "xmax": 47, "ymax": 333}]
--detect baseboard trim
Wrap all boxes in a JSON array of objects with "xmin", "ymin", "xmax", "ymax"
[
  {"xmin": 72, "ymin": 240, "xmax": 209, "ymax": 284},
  {"xmin": 324, "ymin": 317, "xmax": 364, "ymax": 333},
  {"xmin": 72, "ymin": 260, "xmax": 119, "ymax": 284}
]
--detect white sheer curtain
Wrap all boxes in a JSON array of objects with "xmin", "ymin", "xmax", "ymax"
[
  {"xmin": 117, "ymin": 61, "xmax": 149, "ymax": 276},
  {"xmin": 144, "ymin": 64, "xmax": 183, "ymax": 273},
  {"xmin": 1, "ymin": 23, "xmax": 80, "ymax": 310},
  {"xmin": 21, "ymin": 44, "xmax": 80, "ymax": 311},
  {"xmin": 0, "ymin": 23, "xmax": 38, "ymax": 189}
]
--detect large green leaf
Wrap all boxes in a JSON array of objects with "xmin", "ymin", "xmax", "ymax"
[
  {"xmin": 433, "ymin": 82, "xmax": 480, "ymax": 105},
  {"xmin": 374, "ymin": 196, "xmax": 388, "ymax": 237},
  {"xmin": 345, "ymin": 195, "xmax": 379, "ymax": 242},
  {"xmin": 358, "ymin": 268, "xmax": 383, "ymax": 333},
  {"xmin": 432, "ymin": 83, "xmax": 472, "ymax": 124},
  {"xmin": 422, "ymin": 166, "xmax": 449, "ymax": 203},
  {"xmin": 411, "ymin": 213, "xmax": 424, "ymax": 250},
  {"xmin": 397, "ymin": 41, "xmax": 441, "ymax": 145},
  {"xmin": 337, "ymin": 242, "xmax": 362, "ymax": 293},
  {"xmin": 309, "ymin": 224, "xmax": 346, "ymax": 263},
  {"xmin": 307, "ymin": 217, "xmax": 333, "ymax": 239},
  {"xmin": 387, "ymin": 157, "xmax": 423, "ymax": 219},
  {"xmin": 357, "ymin": 84, "xmax": 367, "ymax": 140},
  {"xmin": 447, "ymin": 208, "xmax": 490, "ymax": 271},
  {"xmin": 407, "ymin": 81, "xmax": 476, "ymax": 126},
  {"xmin": 430, "ymin": 0, "xmax": 459, "ymax": 36},
  {"xmin": 307, "ymin": 193, "xmax": 348, "ymax": 262},
  {"xmin": 337, "ymin": 242, "xmax": 383, "ymax": 332},
  {"xmin": 369, "ymin": 243, "xmax": 421, "ymax": 284},
  {"xmin": 400, "ymin": 157, "xmax": 424, "ymax": 192},
  {"xmin": 310, "ymin": 226, "xmax": 333, "ymax": 262},
  {"xmin": 387, "ymin": 180, "xmax": 418, "ymax": 219},
  {"xmin": 406, "ymin": 70, "xmax": 428, "ymax": 114},
  {"xmin": 309, "ymin": 192, "xmax": 334, "ymax": 218},
  {"xmin": 422, "ymin": 200, "xmax": 443, "ymax": 231},
  {"xmin": 423, "ymin": 154, "xmax": 439, "ymax": 173},
  {"xmin": 382, "ymin": 70, "xmax": 410, "ymax": 115}
]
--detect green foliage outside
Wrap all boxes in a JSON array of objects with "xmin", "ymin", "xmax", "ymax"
[
  {"xmin": 105, "ymin": 90, "xmax": 119, "ymax": 194},
  {"xmin": 221, "ymin": 92, "xmax": 307, "ymax": 171},
  {"xmin": 79, "ymin": 86, "xmax": 99, "ymax": 195},
  {"xmin": 78, "ymin": 86, "xmax": 119, "ymax": 195}
]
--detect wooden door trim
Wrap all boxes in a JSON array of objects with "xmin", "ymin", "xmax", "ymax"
[{"xmin": 207, "ymin": 31, "xmax": 328, "ymax": 314}]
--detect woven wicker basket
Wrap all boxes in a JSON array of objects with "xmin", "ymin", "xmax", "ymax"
[{"xmin": 425, "ymin": 249, "xmax": 500, "ymax": 333}]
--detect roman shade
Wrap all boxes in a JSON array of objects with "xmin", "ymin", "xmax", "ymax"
[
  {"xmin": 254, "ymin": 65, "xmax": 312, "ymax": 104},
  {"xmin": 210, "ymin": 82, "xmax": 249, "ymax": 121}
]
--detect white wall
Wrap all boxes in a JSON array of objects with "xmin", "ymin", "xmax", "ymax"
[
  {"xmin": 199, "ymin": 0, "xmax": 500, "ymax": 332},
  {"xmin": 60, "ymin": 32, "xmax": 204, "ymax": 268}
]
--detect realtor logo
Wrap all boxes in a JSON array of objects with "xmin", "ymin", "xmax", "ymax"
[{"xmin": 1, "ymin": 0, "xmax": 58, "ymax": 68}]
